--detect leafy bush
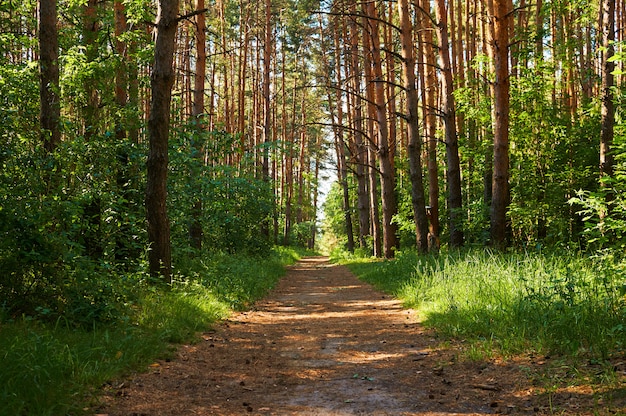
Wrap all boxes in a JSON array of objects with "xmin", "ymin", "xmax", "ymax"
[{"xmin": 169, "ymin": 127, "xmax": 274, "ymax": 255}]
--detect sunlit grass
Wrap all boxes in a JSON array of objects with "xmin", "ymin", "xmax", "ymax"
[
  {"xmin": 343, "ymin": 249, "xmax": 626, "ymax": 359},
  {"xmin": 0, "ymin": 247, "xmax": 300, "ymax": 415},
  {"xmin": 0, "ymin": 321, "xmax": 162, "ymax": 415}
]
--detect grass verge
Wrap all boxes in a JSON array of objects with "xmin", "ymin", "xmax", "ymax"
[
  {"xmin": 341, "ymin": 249, "xmax": 626, "ymax": 412},
  {"xmin": 340, "ymin": 249, "xmax": 625, "ymax": 359},
  {"xmin": 0, "ymin": 247, "xmax": 301, "ymax": 416}
]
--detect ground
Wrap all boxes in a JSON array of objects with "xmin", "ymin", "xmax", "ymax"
[{"xmin": 95, "ymin": 257, "xmax": 626, "ymax": 415}]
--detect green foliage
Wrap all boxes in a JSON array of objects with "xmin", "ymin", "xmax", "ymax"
[
  {"xmin": 175, "ymin": 250, "xmax": 295, "ymax": 310},
  {"xmin": 570, "ymin": 130, "xmax": 626, "ymax": 251},
  {"xmin": 0, "ymin": 322, "xmax": 162, "ymax": 416},
  {"xmin": 0, "ymin": 248, "xmax": 296, "ymax": 416},
  {"xmin": 288, "ymin": 220, "xmax": 317, "ymax": 248},
  {"xmin": 169, "ymin": 126, "xmax": 275, "ymax": 255},
  {"xmin": 0, "ymin": 131, "xmax": 147, "ymax": 321},
  {"xmin": 321, "ymin": 180, "xmax": 358, "ymax": 251},
  {"xmin": 345, "ymin": 250, "xmax": 626, "ymax": 359},
  {"xmin": 508, "ymin": 63, "xmax": 599, "ymax": 246}
]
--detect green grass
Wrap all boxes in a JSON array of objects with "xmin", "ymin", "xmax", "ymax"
[
  {"xmin": 341, "ymin": 249, "xmax": 626, "ymax": 359},
  {"xmin": 0, "ymin": 247, "xmax": 301, "ymax": 416},
  {"xmin": 0, "ymin": 322, "xmax": 163, "ymax": 415}
]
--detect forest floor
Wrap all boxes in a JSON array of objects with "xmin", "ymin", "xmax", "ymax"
[{"xmin": 94, "ymin": 257, "xmax": 625, "ymax": 416}]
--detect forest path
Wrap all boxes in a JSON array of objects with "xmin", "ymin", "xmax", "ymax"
[{"xmin": 96, "ymin": 257, "xmax": 560, "ymax": 415}]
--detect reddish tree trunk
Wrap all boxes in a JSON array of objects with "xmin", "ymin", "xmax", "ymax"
[
  {"xmin": 189, "ymin": 0, "xmax": 206, "ymax": 250},
  {"xmin": 146, "ymin": 0, "xmax": 179, "ymax": 282},
  {"xmin": 398, "ymin": 0, "xmax": 429, "ymax": 253},
  {"xmin": 364, "ymin": 0, "xmax": 398, "ymax": 258},
  {"xmin": 600, "ymin": 0, "xmax": 616, "ymax": 181},
  {"xmin": 435, "ymin": 0, "xmax": 464, "ymax": 248},
  {"xmin": 488, "ymin": 0, "xmax": 512, "ymax": 248},
  {"xmin": 348, "ymin": 2, "xmax": 370, "ymax": 248}
]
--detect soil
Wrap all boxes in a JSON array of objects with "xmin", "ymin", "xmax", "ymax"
[{"xmin": 95, "ymin": 257, "xmax": 626, "ymax": 416}]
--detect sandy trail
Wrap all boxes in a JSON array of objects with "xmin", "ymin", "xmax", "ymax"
[{"xmin": 95, "ymin": 257, "xmax": 610, "ymax": 415}]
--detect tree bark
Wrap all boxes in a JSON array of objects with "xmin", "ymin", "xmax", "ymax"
[
  {"xmin": 361, "ymin": 6, "xmax": 382, "ymax": 258},
  {"xmin": 348, "ymin": 2, "xmax": 370, "ymax": 249},
  {"xmin": 488, "ymin": 0, "xmax": 512, "ymax": 249},
  {"xmin": 435, "ymin": 0, "xmax": 464, "ymax": 248},
  {"xmin": 398, "ymin": 0, "xmax": 429, "ymax": 253},
  {"xmin": 364, "ymin": 0, "xmax": 398, "ymax": 258},
  {"xmin": 418, "ymin": 0, "xmax": 440, "ymax": 249},
  {"xmin": 39, "ymin": 0, "xmax": 60, "ymax": 153},
  {"xmin": 600, "ymin": 0, "xmax": 616, "ymax": 182},
  {"xmin": 146, "ymin": 0, "xmax": 179, "ymax": 282},
  {"xmin": 333, "ymin": 17, "xmax": 355, "ymax": 252},
  {"xmin": 189, "ymin": 0, "xmax": 206, "ymax": 250},
  {"xmin": 260, "ymin": 0, "xmax": 272, "ymax": 237},
  {"xmin": 114, "ymin": 0, "xmax": 128, "ymax": 136},
  {"xmin": 82, "ymin": 0, "xmax": 99, "ymax": 141}
]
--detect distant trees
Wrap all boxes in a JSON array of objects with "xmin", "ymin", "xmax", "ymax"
[
  {"xmin": 3, "ymin": 0, "xmax": 626, "ymax": 311},
  {"xmin": 1, "ymin": 0, "xmax": 327, "ymax": 316},
  {"xmin": 320, "ymin": 0, "xmax": 625, "ymax": 254}
]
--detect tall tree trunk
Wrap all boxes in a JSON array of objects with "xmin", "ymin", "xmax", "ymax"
[
  {"xmin": 285, "ymin": 60, "xmax": 300, "ymax": 244},
  {"xmin": 81, "ymin": 0, "xmax": 104, "ymax": 260},
  {"xmin": 189, "ymin": 0, "xmax": 206, "ymax": 250},
  {"xmin": 309, "ymin": 136, "xmax": 321, "ymax": 250},
  {"xmin": 348, "ymin": 3, "xmax": 370, "ymax": 248},
  {"xmin": 39, "ymin": 0, "xmax": 60, "ymax": 153},
  {"xmin": 435, "ymin": 0, "xmax": 464, "ymax": 248},
  {"xmin": 296, "ymin": 86, "xmax": 308, "ymax": 223},
  {"xmin": 361, "ymin": 5, "xmax": 382, "ymax": 257},
  {"xmin": 600, "ymin": 0, "xmax": 616, "ymax": 183},
  {"xmin": 418, "ymin": 0, "xmax": 440, "ymax": 249},
  {"xmin": 368, "ymin": 141, "xmax": 382, "ymax": 257},
  {"xmin": 260, "ymin": 0, "xmax": 272, "ymax": 237},
  {"xmin": 114, "ymin": 0, "xmax": 131, "ymax": 263},
  {"xmin": 114, "ymin": 0, "xmax": 128, "ymax": 139},
  {"xmin": 535, "ymin": 0, "xmax": 543, "ymax": 61},
  {"xmin": 333, "ymin": 18, "xmax": 355, "ymax": 252},
  {"xmin": 146, "ymin": 0, "xmax": 179, "ymax": 282},
  {"xmin": 488, "ymin": 0, "xmax": 512, "ymax": 248},
  {"xmin": 398, "ymin": 0, "xmax": 429, "ymax": 253},
  {"xmin": 262, "ymin": 0, "xmax": 272, "ymax": 180},
  {"xmin": 237, "ymin": 1, "xmax": 250, "ymax": 154},
  {"xmin": 364, "ymin": 0, "xmax": 398, "ymax": 258},
  {"xmin": 82, "ymin": 0, "xmax": 99, "ymax": 140},
  {"xmin": 381, "ymin": 1, "xmax": 397, "ymax": 168}
]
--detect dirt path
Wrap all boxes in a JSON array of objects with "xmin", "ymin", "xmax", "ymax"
[{"xmin": 95, "ymin": 257, "xmax": 620, "ymax": 415}]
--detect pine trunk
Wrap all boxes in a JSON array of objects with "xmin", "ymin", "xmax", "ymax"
[
  {"xmin": 435, "ymin": 0, "xmax": 464, "ymax": 248},
  {"xmin": 39, "ymin": 0, "xmax": 60, "ymax": 153},
  {"xmin": 488, "ymin": 0, "xmax": 512, "ymax": 249},
  {"xmin": 364, "ymin": 0, "xmax": 398, "ymax": 258},
  {"xmin": 189, "ymin": 0, "xmax": 206, "ymax": 250},
  {"xmin": 600, "ymin": 0, "xmax": 616, "ymax": 181},
  {"xmin": 398, "ymin": 0, "xmax": 429, "ymax": 253},
  {"xmin": 146, "ymin": 0, "xmax": 179, "ymax": 282}
]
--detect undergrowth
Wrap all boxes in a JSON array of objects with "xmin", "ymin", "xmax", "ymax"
[
  {"xmin": 0, "ymin": 246, "xmax": 300, "ymax": 416},
  {"xmin": 341, "ymin": 249, "xmax": 626, "ymax": 360}
]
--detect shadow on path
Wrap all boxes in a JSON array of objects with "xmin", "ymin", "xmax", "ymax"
[{"xmin": 96, "ymin": 257, "xmax": 594, "ymax": 416}]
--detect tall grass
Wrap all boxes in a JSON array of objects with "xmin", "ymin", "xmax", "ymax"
[
  {"xmin": 344, "ymin": 250, "xmax": 626, "ymax": 359},
  {"xmin": 0, "ymin": 247, "xmax": 300, "ymax": 416}
]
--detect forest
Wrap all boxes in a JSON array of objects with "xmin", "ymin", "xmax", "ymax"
[{"xmin": 1, "ymin": 0, "xmax": 626, "ymax": 413}]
